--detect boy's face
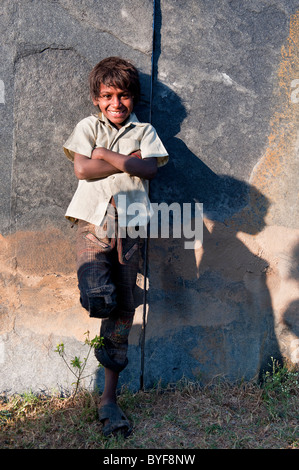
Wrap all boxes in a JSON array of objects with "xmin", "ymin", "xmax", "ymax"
[{"xmin": 93, "ymin": 84, "xmax": 134, "ymax": 129}]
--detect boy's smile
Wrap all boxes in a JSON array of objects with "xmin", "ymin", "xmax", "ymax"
[{"xmin": 93, "ymin": 84, "xmax": 134, "ymax": 129}]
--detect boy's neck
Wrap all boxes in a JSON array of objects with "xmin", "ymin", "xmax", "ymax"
[{"xmin": 110, "ymin": 116, "xmax": 130, "ymax": 129}]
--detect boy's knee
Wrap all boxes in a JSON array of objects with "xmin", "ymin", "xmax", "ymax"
[
  {"xmin": 95, "ymin": 312, "xmax": 134, "ymax": 371},
  {"xmin": 94, "ymin": 344, "xmax": 128, "ymax": 373}
]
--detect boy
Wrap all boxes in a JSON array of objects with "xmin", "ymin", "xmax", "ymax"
[{"xmin": 63, "ymin": 57, "xmax": 168, "ymax": 437}]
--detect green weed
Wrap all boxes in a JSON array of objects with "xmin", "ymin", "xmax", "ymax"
[{"xmin": 55, "ymin": 331, "xmax": 103, "ymax": 398}]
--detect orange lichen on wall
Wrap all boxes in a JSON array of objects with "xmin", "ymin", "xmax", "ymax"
[{"xmin": 250, "ymin": 11, "xmax": 299, "ymax": 221}]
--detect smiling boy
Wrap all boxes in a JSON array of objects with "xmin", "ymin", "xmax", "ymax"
[{"xmin": 63, "ymin": 57, "xmax": 168, "ymax": 437}]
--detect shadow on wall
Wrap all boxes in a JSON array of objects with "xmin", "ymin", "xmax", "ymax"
[
  {"xmin": 130, "ymin": 0, "xmax": 294, "ymax": 388},
  {"xmin": 136, "ymin": 77, "xmax": 282, "ymax": 387}
]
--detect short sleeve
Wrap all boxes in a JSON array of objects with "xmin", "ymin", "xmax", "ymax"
[
  {"xmin": 63, "ymin": 116, "xmax": 98, "ymax": 162},
  {"xmin": 140, "ymin": 124, "xmax": 169, "ymax": 167}
]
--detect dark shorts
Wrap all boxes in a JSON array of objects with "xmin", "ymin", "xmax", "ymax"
[{"xmin": 76, "ymin": 200, "xmax": 140, "ymax": 373}]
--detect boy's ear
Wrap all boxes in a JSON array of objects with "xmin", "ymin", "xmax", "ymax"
[{"xmin": 92, "ymin": 96, "xmax": 100, "ymax": 106}]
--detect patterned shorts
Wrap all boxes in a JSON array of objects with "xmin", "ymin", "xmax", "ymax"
[{"xmin": 76, "ymin": 199, "xmax": 140, "ymax": 372}]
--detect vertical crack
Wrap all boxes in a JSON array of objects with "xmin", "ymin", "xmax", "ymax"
[{"xmin": 140, "ymin": 0, "xmax": 162, "ymax": 390}]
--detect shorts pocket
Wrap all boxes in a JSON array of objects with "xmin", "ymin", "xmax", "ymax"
[{"xmin": 86, "ymin": 285, "xmax": 117, "ymax": 318}]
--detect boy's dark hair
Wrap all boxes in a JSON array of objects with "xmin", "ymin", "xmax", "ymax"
[{"xmin": 89, "ymin": 57, "xmax": 141, "ymax": 105}]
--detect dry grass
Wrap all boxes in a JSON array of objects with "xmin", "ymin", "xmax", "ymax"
[{"xmin": 0, "ymin": 369, "xmax": 298, "ymax": 450}]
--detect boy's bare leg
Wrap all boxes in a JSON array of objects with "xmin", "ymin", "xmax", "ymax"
[{"xmin": 100, "ymin": 368, "xmax": 119, "ymax": 407}]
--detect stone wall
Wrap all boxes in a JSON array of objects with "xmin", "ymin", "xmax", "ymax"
[{"xmin": 0, "ymin": 0, "xmax": 298, "ymax": 394}]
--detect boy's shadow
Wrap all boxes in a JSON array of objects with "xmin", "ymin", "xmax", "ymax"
[{"xmin": 121, "ymin": 76, "xmax": 282, "ymax": 390}]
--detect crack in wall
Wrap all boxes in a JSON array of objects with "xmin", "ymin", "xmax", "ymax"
[
  {"xmin": 139, "ymin": 0, "xmax": 161, "ymax": 390},
  {"xmin": 14, "ymin": 44, "xmax": 75, "ymax": 65}
]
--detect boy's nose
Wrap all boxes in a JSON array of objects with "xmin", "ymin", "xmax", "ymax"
[{"xmin": 112, "ymin": 96, "xmax": 122, "ymax": 108}]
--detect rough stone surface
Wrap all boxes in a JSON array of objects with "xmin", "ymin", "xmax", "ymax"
[{"xmin": 0, "ymin": 0, "xmax": 298, "ymax": 394}]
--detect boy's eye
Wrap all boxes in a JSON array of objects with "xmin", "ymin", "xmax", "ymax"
[{"xmin": 99, "ymin": 92, "xmax": 131, "ymax": 101}]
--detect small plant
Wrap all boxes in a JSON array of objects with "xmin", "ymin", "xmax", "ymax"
[
  {"xmin": 55, "ymin": 331, "xmax": 103, "ymax": 398},
  {"xmin": 262, "ymin": 357, "xmax": 299, "ymax": 400}
]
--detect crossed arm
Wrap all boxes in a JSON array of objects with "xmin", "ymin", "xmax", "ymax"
[{"xmin": 74, "ymin": 147, "xmax": 157, "ymax": 181}]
